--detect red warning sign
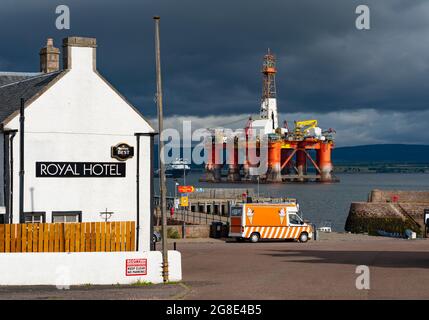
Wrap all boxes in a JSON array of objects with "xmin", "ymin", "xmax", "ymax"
[
  {"xmin": 177, "ymin": 185, "xmax": 195, "ymax": 193},
  {"xmin": 125, "ymin": 258, "xmax": 147, "ymax": 276}
]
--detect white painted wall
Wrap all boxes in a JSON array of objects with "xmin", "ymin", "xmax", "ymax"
[
  {"xmin": 0, "ymin": 250, "xmax": 181, "ymax": 285},
  {"xmin": 3, "ymin": 44, "xmax": 155, "ymax": 251}
]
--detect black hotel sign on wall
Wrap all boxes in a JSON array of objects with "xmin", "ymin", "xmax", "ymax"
[{"xmin": 36, "ymin": 162, "xmax": 126, "ymax": 178}]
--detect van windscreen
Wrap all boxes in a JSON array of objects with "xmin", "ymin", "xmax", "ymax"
[{"xmin": 230, "ymin": 207, "xmax": 242, "ymax": 217}]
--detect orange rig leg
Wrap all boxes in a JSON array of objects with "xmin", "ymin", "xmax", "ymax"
[
  {"xmin": 266, "ymin": 141, "xmax": 282, "ymax": 182},
  {"xmin": 317, "ymin": 143, "xmax": 333, "ymax": 182}
]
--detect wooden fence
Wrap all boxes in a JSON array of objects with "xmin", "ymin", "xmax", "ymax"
[{"xmin": 0, "ymin": 221, "xmax": 135, "ymax": 253}]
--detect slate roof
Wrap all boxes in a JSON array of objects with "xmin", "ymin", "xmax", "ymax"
[
  {"xmin": 0, "ymin": 72, "xmax": 42, "ymax": 86},
  {"xmin": 0, "ymin": 71, "xmax": 64, "ymax": 124}
]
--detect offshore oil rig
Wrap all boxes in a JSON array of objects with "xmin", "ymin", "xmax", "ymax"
[{"xmin": 201, "ymin": 49, "xmax": 337, "ymax": 183}]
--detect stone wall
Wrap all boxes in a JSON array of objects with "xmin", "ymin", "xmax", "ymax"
[
  {"xmin": 155, "ymin": 223, "xmax": 229, "ymax": 239},
  {"xmin": 155, "ymin": 225, "xmax": 211, "ymax": 239},
  {"xmin": 346, "ymin": 190, "xmax": 429, "ymax": 236},
  {"xmin": 369, "ymin": 189, "xmax": 429, "ymax": 203},
  {"xmin": 398, "ymin": 203, "xmax": 428, "ymax": 225}
]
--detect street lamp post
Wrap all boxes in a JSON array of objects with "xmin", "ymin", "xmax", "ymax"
[
  {"xmin": 182, "ymin": 161, "xmax": 187, "ymax": 237},
  {"xmin": 174, "ymin": 180, "xmax": 179, "ymax": 216},
  {"xmin": 183, "ymin": 161, "xmax": 186, "ymax": 186},
  {"xmin": 154, "ymin": 16, "xmax": 169, "ymax": 283}
]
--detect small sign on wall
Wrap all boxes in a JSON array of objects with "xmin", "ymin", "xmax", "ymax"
[
  {"xmin": 111, "ymin": 143, "xmax": 134, "ymax": 161},
  {"xmin": 126, "ymin": 259, "xmax": 147, "ymax": 276}
]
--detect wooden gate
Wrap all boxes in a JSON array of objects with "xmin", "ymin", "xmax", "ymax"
[{"xmin": 0, "ymin": 221, "xmax": 135, "ymax": 253}]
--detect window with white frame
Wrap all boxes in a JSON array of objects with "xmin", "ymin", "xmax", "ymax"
[
  {"xmin": 24, "ymin": 212, "xmax": 46, "ymax": 223},
  {"xmin": 52, "ymin": 211, "xmax": 82, "ymax": 223}
]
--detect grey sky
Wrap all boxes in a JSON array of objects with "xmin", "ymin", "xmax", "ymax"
[{"xmin": 1, "ymin": 0, "xmax": 428, "ymax": 146}]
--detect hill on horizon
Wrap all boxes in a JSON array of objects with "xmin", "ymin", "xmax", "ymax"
[
  {"xmin": 333, "ymin": 144, "xmax": 429, "ymax": 164},
  {"xmin": 153, "ymin": 143, "xmax": 429, "ymax": 167}
]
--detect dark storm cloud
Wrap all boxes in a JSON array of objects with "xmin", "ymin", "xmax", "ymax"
[{"xmin": 1, "ymin": 0, "xmax": 429, "ymax": 119}]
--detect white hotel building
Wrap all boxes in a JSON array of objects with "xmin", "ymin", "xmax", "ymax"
[{"xmin": 0, "ymin": 37, "xmax": 155, "ymax": 251}]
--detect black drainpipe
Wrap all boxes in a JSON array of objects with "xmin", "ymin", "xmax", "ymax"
[
  {"xmin": 3, "ymin": 130, "xmax": 7, "ymax": 223},
  {"xmin": 135, "ymin": 133, "xmax": 141, "ymax": 251},
  {"xmin": 9, "ymin": 131, "xmax": 16, "ymax": 224},
  {"xmin": 3, "ymin": 129, "xmax": 17, "ymax": 224},
  {"xmin": 19, "ymin": 98, "xmax": 25, "ymax": 223},
  {"xmin": 149, "ymin": 133, "xmax": 155, "ymax": 250}
]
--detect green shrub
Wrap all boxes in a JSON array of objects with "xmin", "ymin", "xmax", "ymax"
[
  {"xmin": 167, "ymin": 227, "xmax": 180, "ymax": 239},
  {"xmin": 132, "ymin": 280, "xmax": 153, "ymax": 286}
]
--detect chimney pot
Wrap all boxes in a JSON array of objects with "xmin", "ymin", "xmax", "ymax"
[{"xmin": 39, "ymin": 38, "xmax": 60, "ymax": 73}]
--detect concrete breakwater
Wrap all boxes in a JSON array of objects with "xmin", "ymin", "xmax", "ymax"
[{"xmin": 345, "ymin": 189, "xmax": 428, "ymax": 236}]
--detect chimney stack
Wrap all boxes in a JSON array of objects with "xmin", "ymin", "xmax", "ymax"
[
  {"xmin": 39, "ymin": 38, "xmax": 60, "ymax": 73},
  {"xmin": 62, "ymin": 37, "xmax": 97, "ymax": 70}
]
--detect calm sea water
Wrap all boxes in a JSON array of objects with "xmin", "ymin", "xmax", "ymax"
[{"xmin": 158, "ymin": 173, "xmax": 429, "ymax": 231}]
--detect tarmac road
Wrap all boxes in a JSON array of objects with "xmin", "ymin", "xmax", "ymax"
[
  {"xmin": 0, "ymin": 234, "xmax": 427, "ymax": 300},
  {"xmin": 179, "ymin": 234, "xmax": 429, "ymax": 300}
]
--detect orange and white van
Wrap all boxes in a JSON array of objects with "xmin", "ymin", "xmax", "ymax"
[{"xmin": 229, "ymin": 201, "xmax": 313, "ymax": 243}]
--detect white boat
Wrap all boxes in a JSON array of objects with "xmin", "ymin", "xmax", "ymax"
[
  {"xmin": 317, "ymin": 220, "xmax": 332, "ymax": 233},
  {"xmin": 165, "ymin": 158, "xmax": 191, "ymax": 178}
]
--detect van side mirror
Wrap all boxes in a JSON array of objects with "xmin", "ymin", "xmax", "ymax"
[{"xmin": 300, "ymin": 221, "xmax": 304, "ymax": 225}]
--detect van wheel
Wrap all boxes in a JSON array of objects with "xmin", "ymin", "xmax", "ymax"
[
  {"xmin": 249, "ymin": 233, "xmax": 260, "ymax": 243},
  {"xmin": 299, "ymin": 232, "xmax": 309, "ymax": 243}
]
